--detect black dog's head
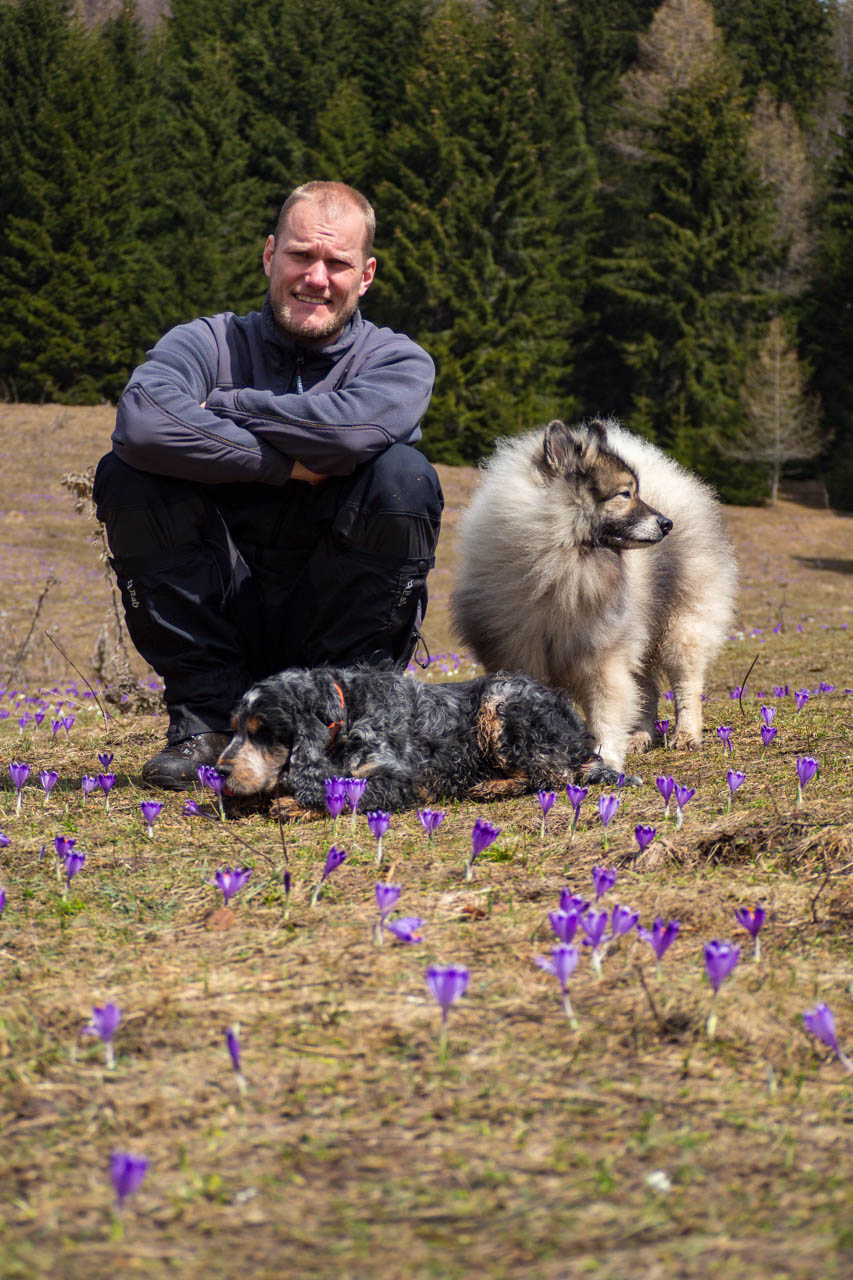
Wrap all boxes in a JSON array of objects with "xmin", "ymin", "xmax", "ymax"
[
  {"xmin": 541, "ymin": 419, "xmax": 674, "ymax": 550},
  {"xmin": 217, "ymin": 668, "xmax": 345, "ymax": 795}
]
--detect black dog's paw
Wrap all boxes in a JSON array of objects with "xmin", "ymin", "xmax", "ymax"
[{"xmin": 584, "ymin": 761, "xmax": 643, "ymax": 787}]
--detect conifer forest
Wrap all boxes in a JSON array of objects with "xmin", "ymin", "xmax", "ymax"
[{"xmin": 2, "ymin": 0, "xmax": 852, "ymax": 506}]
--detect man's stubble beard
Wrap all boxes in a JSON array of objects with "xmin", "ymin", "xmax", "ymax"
[{"xmin": 271, "ymin": 293, "xmax": 361, "ymax": 345}]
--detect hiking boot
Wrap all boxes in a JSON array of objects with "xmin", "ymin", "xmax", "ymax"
[{"xmin": 141, "ymin": 732, "xmax": 231, "ymax": 791}]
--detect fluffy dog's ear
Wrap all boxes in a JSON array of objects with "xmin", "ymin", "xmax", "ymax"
[{"xmin": 542, "ymin": 420, "xmax": 603, "ymax": 476}]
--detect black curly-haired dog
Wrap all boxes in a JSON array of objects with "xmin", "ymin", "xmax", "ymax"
[{"xmin": 216, "ymin": 665, "xmax": 615, "ymax": 818}]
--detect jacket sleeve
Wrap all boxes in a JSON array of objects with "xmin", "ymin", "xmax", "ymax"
[
  {"xmin": 112, "ymin": 320, "xmax": 294, "ymax": 485},
  {"xmin": 203, "ymin": 338, "xmax": 435, "ymax": 476}
]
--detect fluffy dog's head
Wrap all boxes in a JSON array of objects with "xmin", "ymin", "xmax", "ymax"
[
  {"xmin": 541, "ymin": 419, "xmax": 674, "ymax": 550},
  {"xmin": 217, "ymin": 668, "xmax": 345, "ymax": 794}
]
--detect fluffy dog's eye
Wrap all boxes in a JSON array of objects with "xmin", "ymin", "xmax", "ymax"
[{"xmin": 616, "ymin": 488, "xmax": 632, "ymax": 499}]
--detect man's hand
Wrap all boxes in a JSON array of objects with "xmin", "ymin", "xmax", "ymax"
[{"xmin": 290, "ymin": 461, "xmax": 328, "ymax": 485}]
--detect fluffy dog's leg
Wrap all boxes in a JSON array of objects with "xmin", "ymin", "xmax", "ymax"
[
  {"xmin": 627, "ymin": 672, "xmax": 659, "ymax": 753},
  {"xmin": 581, "ymin": 659, "xmax": 644, "ymax": 784}
]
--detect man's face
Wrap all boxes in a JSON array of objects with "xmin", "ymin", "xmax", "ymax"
[{"xmin": 263, "ymin": 200, "xmax": 376, "ymax": 345}]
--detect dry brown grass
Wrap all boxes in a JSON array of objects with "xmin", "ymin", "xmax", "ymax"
[{"xmin": 1, "ymin": 406, "xmax": 852, "ymax": 1279}]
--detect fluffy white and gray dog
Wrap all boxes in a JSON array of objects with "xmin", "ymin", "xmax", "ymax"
[
  {"xmin": 216, "ymin": 664, "xmax": 620, "ymax": 818},
  {"xmin": 451, "ymin": 418, "xmax": 737, "ymax": 781}
]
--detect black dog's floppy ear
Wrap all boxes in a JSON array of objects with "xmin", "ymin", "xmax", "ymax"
[{"xmin": 542, "ymin": 419, "xmax": 605, "ymax": 477}]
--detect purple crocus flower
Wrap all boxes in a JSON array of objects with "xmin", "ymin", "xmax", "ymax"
[
  {"xmin": 655, "ymin": 718, "xmax": 670, "ymax": 745},
  {"xmin": 803, "ymin": 1004, "xmax": 853, "ymax": 1072},
  {"xmin": 373, "ymin": 881, "xmax": 402, "ymax": 942},
  {"xmin": 9, "ymin": 761, "xmax": 29, "ymax": 817},
  {"xmin": 726, "ymin": 770, "xmax": 746, "ymax": 811},
  {"xmin": 211, "ymin": 866, "xmax": 251, "ymax": 905},
  {"xmin": 324, "ymin": 776, "xmax": 347, "ymax": 822},
  {"xmin": 39, "ymin": 769, "xmax": 59, "ymax": 803},
  {"xmin": 82, "ymin": 1002, "xmax": 122, "ymax": 1069},
  {"xmin": 198, "ymin": 765, "xmax": 227, "ymax": 818},
  {"xmin": 537, "ymin": 790, "xmax": 556, "ymax": 838},
  {"xmin": 467, "ymin": 818, "xmax": 500, "ymax": 880},
  {"xmin": 637, "ymin": 917, "xmax": 680, "ymax": 977},
  {"xmin": 704, "ymin": 939, "xmax": 740, "ymax": 1036},
  {"xmin": 385, "ymin": 916, "xmax": 423, "ymax": 944},
  {"xmin": 366, "ymin": 810, "xmax": 391, "ymax": 866},
  {"xmin": 535, "ymin": 944, "xmax": 579, "ymax": 1027},
  {"xmin": 581, "ymin": 907, "xmax": 608, "ymax": 977},
  {"xmin": 417, "ymin": 808, "xmax": 445, "ymax": 840},
  {"xmin": 610, "ymin": 903, "xmax": 639, "ymax": 938},
  {"xmin": 81, "ymin": 775, "xmax": 97, "ymax": 799},
  {"xmin": 548, "ymin": 909, "xmax": 580, "ymax": 944},
  {"xmin": 760, "ymin": 724, "xmax": 778, "ymax": 749},
  {"xmin": 50, "ymin": 719, "xmax": 62, "ymax": 737},
  {"xmin": 375, "ymin": 882, "xmax": 402, "ymax": 920},
  {"xmin": 0, "ymin": 887, "xmax": 6, "ymax": 916},
  {"xmin": 760, "ymin": 705, "xmax": 776, "ymax": 726},
  {"xmin": 565, "ymin": 784, "xmax": 588, "ymax": 837},
  {"xmin": 673, "ymin": 782, "xmax": 695, "ymax": 829},
  {"xmin": 97, "ymin": 773, "xmax": 116, "ymax": 812},
  {"xmin": 426, "ymin": 964, "xmax": 469, "ymax": 1025},
  {"xmin": 225, "ymin": 1024, "xmax": 241, "ymax": 1073},
  {"xmin": 110, "ymin": 1152, "xmax": 149, "ymax": 1211},
  {"xmin": 62, "ymin": 715, "xmax": 75, "ymax": 735},
  {"xmin": 310, "ymin": 846, "xmax": 347, "ymax": 905},
  {"xmin": 704, "ymin": 939, "xmax": 740, "ymax": 993},
  {"xmin": 795, "ymin": 689, "xmax": 810, "ymax": 711},
  {"xmin": 591, "ymin": 865, "xmax": 616, "ymax": 900},
  {"xmin": 225, "ymin": 1024, "xmax": 247, "ymax": 1093},
  {"xmin": 597, "ymin": 793, "xmax": 620, "ymax": 852},
  {"xmin": 183, "ymin": 799, "xmax": 202, "ymax": 817},
  {"xmin": 0, "ymin": 833, "xmax": 9, "ymax": 848},
  {"xmin": 795, "ymin": 755, "xmax": 819, "ymax": 806},
  {"xmin": 140, "ymin": 800, "xmax": 163, "ymax": 837},
  {"xmin": 716, "ymin": 725, "xmax": 733, "ymax": 754},
  {"xmin": 54, "ymin": 835, "xmax": 76, "ymax": 859},
  {"xmin": 773, "ymin": 685, "xmax": 788, "ymax": 698},
  {"xmin": 656, "ymin": 774, "xmax": 675, "ymax": 817},
  {"xmin": 559, "ymin": 888, "xmax": 590, "ymax": 915},
  {"xmin": 98, "ymin": 752, "xmax": 114, "ymax": 771},
  {"xmin": 734, "ymin": 905, "xmax": 766, "ymax": 961},
  {"xmin": 344, "ymin": 777, "xmax": 367, "ymax": 830},
  {"xmin": 322, "ymin": 845, "xmax": 347, "ymax": 880},
  {"xmin": 64, "ymin": 849, "xmax": 86, "ymax": 893},
  {"xmin": 634, "ymin": 825, "xmax": 656, "ymax": 857}
]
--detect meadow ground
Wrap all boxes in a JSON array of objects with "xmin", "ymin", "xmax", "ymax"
[{"xmin": 1, "ymin": 405, "xmax": 852, "ymax": 1279}]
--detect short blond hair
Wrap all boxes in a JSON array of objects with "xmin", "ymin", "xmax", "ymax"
[{"xmin": 274, "ymin": 181, "xmax": 376, "ymax": 256}]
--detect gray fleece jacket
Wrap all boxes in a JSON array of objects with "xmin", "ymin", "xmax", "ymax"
[{"xmin": 112, "ymin": 298, "xmax": 435, "ymax": 485}]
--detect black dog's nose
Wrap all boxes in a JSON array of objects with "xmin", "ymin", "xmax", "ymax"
[{"xmin": 658, "ymin": 515, "xmax": 674, "ymax": 536}]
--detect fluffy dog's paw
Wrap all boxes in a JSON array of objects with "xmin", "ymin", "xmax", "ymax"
[
  {"xmin": 583, "ymin": 760, "xmax": 643, "ymax": 787},
  {"xmin": 670, "ymin": 727, "xmax": 700, "ymax": 750},
  {"xmin": 268, "ymin": 795, "xmax": 322, "ymax": 822},
  {"xmin": 627, "ymin": 730, "xmax": 654, "ymax": 753}
]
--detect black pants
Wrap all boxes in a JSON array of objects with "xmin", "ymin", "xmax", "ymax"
[{"xmin": 93, "ymin": 445, "xmax": 444, "ymax": 742}]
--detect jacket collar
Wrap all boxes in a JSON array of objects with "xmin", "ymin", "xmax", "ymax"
[{"xmin": 261, "ymin": 296, "xmax": 363, "ymax": 364}]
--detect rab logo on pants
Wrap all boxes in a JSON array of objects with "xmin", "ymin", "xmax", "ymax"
[
  {"xmin": 126, "ymin": 578, "xmax": 140, "ymax": 610},
  {"xmin": 398, "ymin": 578, "xmax": 415, "ymax": 607}
]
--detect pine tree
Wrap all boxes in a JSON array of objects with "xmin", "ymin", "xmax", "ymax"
[
  {"xmin": 802, "ymin": 71, "xmax": 853, "ymax": 509},
  {"xmin": 726, "ymin": 315, "xmax": 823, "ymax": 503},
  {"xmin": 0, "ymin": 6, "xmax": 166, "ymax": 401},
  {"xmin": 370, "ymin": 0, "xmax": 596, "ymax": 462},
  {"xmin": 594, "ymin": 0, "xmax": 776, "ymax": 497},
  {"xmin": 711, "ymin": 0, "xmax": 836, "ymax": 126}
]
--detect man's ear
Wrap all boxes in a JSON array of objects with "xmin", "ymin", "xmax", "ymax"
[
  {"xmin": 358, "ymin": 256, "xmax": 377, "ymax": 296},
  {"xmin": 262, "ymin": 234, "xmax": 276, "ymax": 279}
]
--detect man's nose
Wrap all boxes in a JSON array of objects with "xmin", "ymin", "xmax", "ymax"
[{"xmin": 304, "ymin": 258, "xmax": 330, "ymax": 289}]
